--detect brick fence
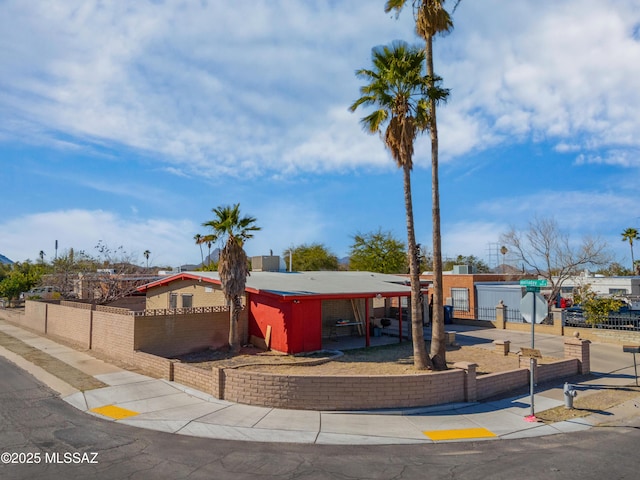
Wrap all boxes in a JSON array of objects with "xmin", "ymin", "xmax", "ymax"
[
  {"xmin": 0, "ymin": 302, "xmax": 591, "ymax": 411},
  {"xmin": 154, "ymin": 342, "xmax": 588, "ymax": 410},
  {"xmin": 1, "ymin": 300, "xmax": 240, "ymax": 375}
]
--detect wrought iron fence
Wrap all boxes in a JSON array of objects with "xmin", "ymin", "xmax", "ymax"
[
  {"xmin": 472, "ymin": 306, "xmax": 550, "ymax": 324},
  {"xmin": 563, "ymin": 309, "xmax": 640, "ymax": 331}
]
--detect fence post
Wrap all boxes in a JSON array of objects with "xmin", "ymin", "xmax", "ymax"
[
  {"xmin": 495, "ymin": 301, "xmax": 506, "ymax": 329},
  {"xmin": 551, "ymin": 307, "xmax": 564, "ymax": 335},
  {"xmin": 564, "ymin": 336, "xmax": 591, "ymax": 374},
  {"xmin": 454, "ymin": 362, "xmax": 478, "ymax": 402}
]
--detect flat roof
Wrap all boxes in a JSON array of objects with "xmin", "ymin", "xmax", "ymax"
[{"xmin": 139, "ymin": 270, "xmax": 413, "ymax": 299}]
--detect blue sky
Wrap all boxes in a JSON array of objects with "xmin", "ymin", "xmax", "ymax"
[{"xmin": 1, "ymin": 0, "xmax": 639, "ymax": 269}]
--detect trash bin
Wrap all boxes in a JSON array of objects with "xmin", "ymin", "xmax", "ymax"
[{"xmin": 444, "ymin": 305, "xmax": 454, "ymax": 325}]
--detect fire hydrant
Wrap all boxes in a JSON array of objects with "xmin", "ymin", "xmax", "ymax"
[{"xmin": 564, "ymin": 382, "xmax": 578, "ymax": 409}]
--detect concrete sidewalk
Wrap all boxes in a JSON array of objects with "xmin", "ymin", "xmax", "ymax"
[{"xmin": 1, "ymin": 318, "xmax": 639, "ymax": 445}]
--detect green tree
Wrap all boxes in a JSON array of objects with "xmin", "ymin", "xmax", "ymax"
[
  {"xmin": 284, "ymin": 243, "xmax": 339, "ymax": 271},
  {"xmin": 443, "ymin": 255, "xmax": 491, "ymax": 273},
  {"xmin": 143, "ymin": 250, "xmax": 151, "ymax": 270},
  {"xmin": 385, "ymin": 0, "xmax": 459, "ymax": 370},
  {"xmin": 573, "ymin": 284, "xmax": 624, "ymax": 326},
  {"xmin": 595, "ymin": 262, "xmax": 632, "ymax": 277},
  {"xmin": 621, "ymin": 228, "xmax": 639, "ymax": 273},
  {"xmin": 349, "ymin": 229, "xmax": 407, "ymax": 273},
  {"xmin": 350, "ymin": 41, "xmax": 448, "ymax": 370},
  {"xmin": 0, "ymin": 263, "xmax": 41, "ymax": 306},
  {"xmin": 202, "ymin": 204, "xmax": 260, "ymax": 353}
]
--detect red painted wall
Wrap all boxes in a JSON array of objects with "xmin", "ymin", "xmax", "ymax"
[
  {"xmin": 248, "ymin": 293, "xmax": 322, "ymax": 354},
  {"xmin": 289, "ymin": 299, "xmax": 322, "ymax": 353}
]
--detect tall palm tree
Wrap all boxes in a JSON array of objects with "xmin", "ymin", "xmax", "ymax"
[
  {"xmin": 193, "ymin": 234, "xmax": 205, "ymax": 267},
  {"xmin": 350, "ymin": 41, "xmax": 448, "ymax": 370},
  {"xmin": 203, "ymin": 235, "xmax": 217, "ymax": 269},
  {"xmin": 202, "ymin": 204, "xmax": 260, "ymax": 353},
  {"xmin": 621, "ymin": 228, "xmax": 639, "ymax": 273},
  {"xmin": 143, "ymin": 250, "xmax": 151, "ymax": 270},
  {"xmin": 385, "ymin": 0, "xmax": 460, "ymax": 370}
]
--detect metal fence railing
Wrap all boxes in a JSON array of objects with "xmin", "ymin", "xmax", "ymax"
[
  {"xmin": 471, "ymin": 306, "xmax": 551, "ymax": 324},
  {"xmin": 563, "ymin": 310, "xmax": 640, "ymax": 331}
]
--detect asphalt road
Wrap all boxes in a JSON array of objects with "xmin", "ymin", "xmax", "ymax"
[{"xmin": 1, "ymin": 355, "xmax": 640, "ymax": 480}]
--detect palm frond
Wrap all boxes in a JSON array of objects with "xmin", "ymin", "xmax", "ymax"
[{"xmin": 350, "ymin": 40, "xmax": 445, "ymax": 168}]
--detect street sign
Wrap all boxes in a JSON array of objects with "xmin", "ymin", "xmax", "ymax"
[
  {"xmin": 519, "ymin": 279, "xmax": 548, "ymax": 287},
  {"xmin": 519, "ymin": 281, "xmax": 548, "ymax": 422},
  {"xmin": 520, "ymin": 292, "xmax": 547, "ymax": 324}
]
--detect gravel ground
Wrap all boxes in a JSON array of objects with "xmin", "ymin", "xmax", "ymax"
[{"xmin": 173, "ymin": 341, "xmax": 560, "ymax": 375}]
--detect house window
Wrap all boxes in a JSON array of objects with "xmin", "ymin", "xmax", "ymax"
[
  {"xmin": 609, "ymin": 288, "xmax": 627, "ymax": 295},
  {"xmin": 451, "ymin": 288, "xmax": 470, "ymax": 312},
  {"xmin": 181, "ymin": 294, "xmax": 193, "ymax": 308},
  {"xmin": 169, "ymin": 293, "xmax": 178, "ymax": 309}
]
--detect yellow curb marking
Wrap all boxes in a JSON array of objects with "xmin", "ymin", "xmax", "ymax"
[
  {"xmin": 91, "ymin": 405, "xmax": 139, "ymax": 420},
  {"xmin": 423, "ymin": 427, "xmax": 497, "ymax": 441}
]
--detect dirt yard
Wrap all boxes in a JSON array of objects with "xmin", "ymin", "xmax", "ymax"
[
  {"xmin": 175, "ymin": 341, "xmax": 556, "ymax": 376},
  {"xmin": 175, "ymin": 342, "xmax": 640, "ymax": 422}
]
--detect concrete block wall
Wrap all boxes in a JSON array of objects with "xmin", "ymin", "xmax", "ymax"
[
  {"xmin": 132, "ymin": 351, "xmax": 175, "ymax": 380},
  {"xmin": 537, "ymin": 359, "xmax": 579, "ymax": 383},
  {"xmin": 8, "ymin": 301, "xmax": 596, "ymax": 412},
  {"xmin": 20, "ymin": 301, "xmax": 47, "ymax": 332},
  {"xmin": 134, "ymin": 311, "xmax": 230, "ymax": 357},
  {"xmin": 221, "ymin": 369, "xmax": 466, "ymax": 410},
  {"xmin": 564, "ymin": 327, "xmax": 640, "ymax": 348},
  {"xmin": 45, "ymin": 302, "xmax": 92, "ymax": 349},
  {"xmin": 91, "ymin": 311, "xmax": 136, "ymax": 363},
  {"xmin": 322, "ymin": 299, "xmax": 361, "ymax": 337},
  {"xmin": 173, "ymin": 363, "xmax": 213, "ymax": 394},
  {"xmin": 475, "ymin": 369, "xmax": 529, "ymax": 400}
]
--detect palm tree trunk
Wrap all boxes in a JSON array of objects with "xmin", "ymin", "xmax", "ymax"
[
  {"xmin": 403, "ymin": 163, "xmax": 432, "ymax": 370},
  {"xmin": 228, "ymin": 295, "xmax": 242, "ymax": 354},
  {"xmin": 426, "ymin": 34, "xmax": 447, "ymax": 370}
]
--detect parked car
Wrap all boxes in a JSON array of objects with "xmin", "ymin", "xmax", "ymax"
[
  {"xmin": 563, "ymin": 306, "xmax": 587, "ymax": 327},
  {"xmin": 563, "ymin": 305, "xmax": 640, "ymax": 330},
  {"xmin": 20, "ymin": 286, "xmax": 58, "ymax": 300}
]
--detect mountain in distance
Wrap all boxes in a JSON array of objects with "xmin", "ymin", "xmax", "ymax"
[{"xmin": 0, "ymin": 253, "xmax": 14, "ymax": 265}]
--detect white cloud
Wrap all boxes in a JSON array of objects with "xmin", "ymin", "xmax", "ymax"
[
  {"xmin": 0, "ymin": 0, "xmax": 417, "ymax": 178},
  {"xmin": 0, "ymin": 210, "xmax": 198, "ymax": 267},
  {"xmin": 2, "ymin": 0, "xmax": 636, "ymax": 178},
  {"xmin": 574, "ymin": 151, "xmax": 640, "ymax": 168},
  {"xmin": 440, "ymin": 0, "xmax": 640, "ymax": 160}
]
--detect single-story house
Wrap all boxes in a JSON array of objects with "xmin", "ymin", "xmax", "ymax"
[{"xmin": 137, "ymin": 270, "xmax": 415, "ymax": 354}]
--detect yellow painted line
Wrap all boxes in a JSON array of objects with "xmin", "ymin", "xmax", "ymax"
[
  {"xmin": 423, "ymin": 427, "xmax": 497, "ymax": 441},
  {"xmin": 91, "ymin": 405, "xmax": 139, "ymax": 420}
]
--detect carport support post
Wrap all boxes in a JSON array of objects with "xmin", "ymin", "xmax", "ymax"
[
  {"xmin": 365, "ymin": 298, "xmax": 370, "ymax": 348},
  {"xmin": 397, "ymin": 296, "xmax": 402, "ymax": 343}
]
